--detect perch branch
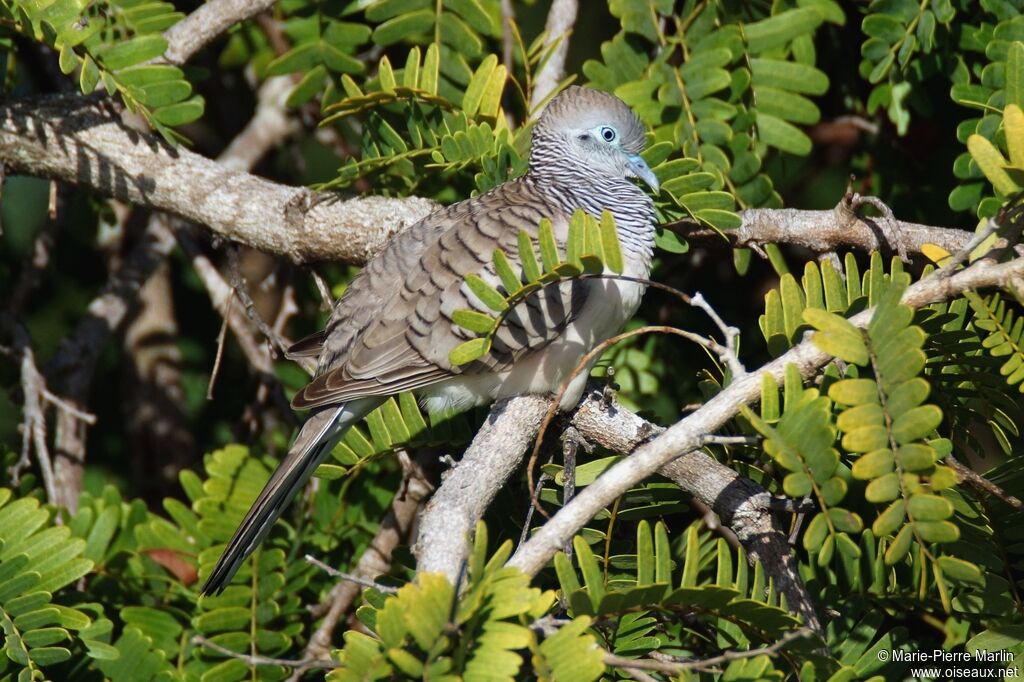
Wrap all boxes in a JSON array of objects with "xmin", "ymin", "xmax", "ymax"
[
  {"xmin": 3, "ymin": 96, "xmax": 989, "ymax": 267},
  {"xmin": 0, "ymin": 94, "xmax": 437, "ymax": 264},
  {"xmin": 414, "ymin": 396, "xmax": 551, "ymax": 581},
  {"xmin": 509, "ymin": 253, "xmax": 1024, "ymax": 599},
  {"xmin": 567, "ymin": 389, "xmax": 821, "ymax": 633},
  {"xmin": 671, "ymin": 200, "xmax": 975, "ymax": 258}
]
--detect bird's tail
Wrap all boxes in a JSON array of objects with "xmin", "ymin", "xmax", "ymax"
[{"xmin": 200, "ymin": 399, "xmax": 379, "ymax": 595}]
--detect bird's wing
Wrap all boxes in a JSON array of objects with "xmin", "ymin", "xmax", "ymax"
[{"xmin": 292, "ymin": 180, "xmax": 589, "ymax": 410}]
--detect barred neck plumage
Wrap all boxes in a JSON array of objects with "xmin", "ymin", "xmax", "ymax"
[{"xmin": 527, "ymin": 132, "xmax": 657, "ymax": 268}]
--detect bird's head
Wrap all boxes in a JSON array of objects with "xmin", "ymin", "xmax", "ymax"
[{"xmin": 530, "ymin": 85, "xmax": 659, "ymax": 193}]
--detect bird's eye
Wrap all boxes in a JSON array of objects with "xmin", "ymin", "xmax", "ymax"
[{"xmin": 600, "ymin": 126, "xmax": 617, "ymax": 142}]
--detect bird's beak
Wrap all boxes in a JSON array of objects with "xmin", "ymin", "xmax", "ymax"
[{"xmin": 627, "ymin": 154, "xmax": 660, "ymax": 194}]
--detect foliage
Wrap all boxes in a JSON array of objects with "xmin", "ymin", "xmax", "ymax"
[
  {"xmin": 3, "ymin": 0, "xmax": 1024, "ymax": 680},
  {"xmin": 0, "ymin": 0, "xmax": 200, "ymax": 142}
]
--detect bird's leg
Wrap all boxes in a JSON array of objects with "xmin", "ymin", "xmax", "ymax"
[{"xmin": 560, "ymin": 425, "xmax": 592, "ymax": 558}]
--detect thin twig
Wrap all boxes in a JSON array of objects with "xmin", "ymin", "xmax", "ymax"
[
  {"xmin": 701, "ymin": 435, "xmax": 758, "ymax": 446},
  {"xmin": 604, "ymin": 628, "xmax": 813, "ymax": 674},
  {"xmin": 935, "ymin": 217, "xmax": 1002, "ymax": 279},
  {"xmin": 304, "ymin": 555, "xmax": 398, "ymax": 594},
  {"xmin": 192, "ymin": 636, "xmax": 335, "ymax": 670},
  {"xmin": 41, "ymin": 390, "xmax": 96, "ymax": 424},
  {"xmin": 309, "ymin": 267, "xmax": 335, "ymax": 312},
  {"xmin": 690, "ymin": 292, "xmax": 746, "ymax": 377},
  {"xmin": 226, "ymin": 245, "xmax": 293, "ymax": 360},
  {"xmin": 845, "ymin": 191, "xmax": 909, "ymax": 263},
  {"xmin": 207, "ymin": 294, "xmax": 233, "ymax": 399},
  {"xmin": 944, "ymin": 457, "xmax": 1024, "ymax": 510},
  {"xmin": 517, "ymin": 471, "xmax": 551, "ymax": 550}
]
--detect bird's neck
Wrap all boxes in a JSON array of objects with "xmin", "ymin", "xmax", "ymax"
[{"xmin": 525, "ymin": 169, "xmax": 656, "ymax": 272}]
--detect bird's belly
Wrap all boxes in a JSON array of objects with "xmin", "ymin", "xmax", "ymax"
[{"xmin": 419, "ymin": 278, "xmax": 646, "ymax": 414}]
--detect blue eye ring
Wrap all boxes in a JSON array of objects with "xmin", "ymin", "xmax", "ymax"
[{"xmin": 600, "ymin": 126, "xmax": 617, "ymax": 142}]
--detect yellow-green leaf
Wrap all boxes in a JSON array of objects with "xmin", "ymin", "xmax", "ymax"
[
  {"xmin": 967, "ymin": 134, "xmax": 1019, "ymax": 195},
  {"xmin": 599, "ymin": 210, "xmax": 624, "ymax": 274},
  {"xmin": 452, "ymin": 309, "xmax": 496, "ymax": 334},
  {"xmin": 449, "ymin": 338, "xmax": 490, "ymax": 366},
  {"xmin": 465, "ymin": 274, "xmax": 507, "ymax": 312},
  {"xmin": 872, "ymin": 500, "xmax": 906, "ymax": 537}
]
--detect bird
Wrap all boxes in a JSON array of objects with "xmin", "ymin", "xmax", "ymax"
[{"xmin": 201, "ymin": 85, "xmax": 660, "ymax": 594}]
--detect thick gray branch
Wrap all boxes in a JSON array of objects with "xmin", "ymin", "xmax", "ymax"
[
  {"xmin": 0, "ymin": 95, "xmax": 436, "ymax": 265},
  {"xmin": 508, "ymin": 255, "xmax": 1024, "ymax": 579},
  {"xmin": 1, "ymin": 95, "xmax": 978, "ymax": 265},
  {"xmin": 676, "ymin": 205, "xmax": 973, "ymax": 256},
  {"xmin": 414, "ymin": 396, "xmax": 550, "ymax": 580}
]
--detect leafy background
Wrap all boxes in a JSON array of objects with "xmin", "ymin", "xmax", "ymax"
[{"xmin": 2, "ymin": 0, "xmax": 1024, "ymax": 679}]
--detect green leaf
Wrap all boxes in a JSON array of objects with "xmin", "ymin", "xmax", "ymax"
[
  {"xmin": 573, "ymin": 536, "xmax": 605, "ymax": 609},
  {"xmin": 895, "ymin": 444, "xmax": 934, "ymax": 471},
  {"xmin": 872, "ymin": 500, "xmax": 905, "ymax": 537},
  {"xmin": 152, "ymin": 96, "xmax": 204, "ymax": 126},
  {"xmin": 913, "ymin": 520, "xmax": 959, "ymax": 543},
  {"xmin": 865, "ymin": 472, "xmax": 900, "ymax": 503},
  {"xmin": 756, "ymin": 112, "xmax": 812, "ymax": 155},
  {"xmin": 287, "ymin": 65, "xmax": 327, "ymax": 107},
  {"xmin": 750, "ymin": 58, "xmax": 829, "ymax": 95},
  {"xmin": 829, "ymin": 379, "xmax": 879, "ymax": 406},
  {"xmin": 1007, "ymin": 41, "xmax": 1024, "ymax": 110},
  {"xmin": 80, "ymin": 55, "xmax": 99, "ymax": 93},
  {"xmin": 452, "ymin": 309, "xmax": 496, "ymax": 334},
  {"xmin": 492, "ymin": 249, "xmax": 521, "ymax": 293},
  {"xmin": 968, "ymin": 134, "xmax": 1019, "ymax": 195},
  {"xmin": 135, "ymin": 79, "xmax": 192, "ymax": 108},
  {"xmin": 465, "ymin": 274, "xmax": 508, "ymax": 312},
  {"xmin": 890, "ymin": 405, "xmax": 942, "ymax": 443},
  {"xmin": 449, "ymin": 338, "xmax": 490, "ymax": 365},
  {"xmin": 744, "ymin": 8, "xmax": 823, "ymax": 53},
  {"xmin": 463, "ymin": 54, "xmax": 497, "ymax": 116},
  {"xmin": 100, "ymin": 35, "xmax": 168, "ymax": 70},
  {"xmin": 517, "ymin": 231, "xmax": 541, "ymax": 282},
  {"xmin": 599, "ymin": 210, "xmax": 624, "ymax": 274},
  {"xmin": 372, "ymin": 9, "xmax": 435, "ymax": 46},
  {"xmin": 804, "ymin": 308, "xmax": 868, "ymax": 364},
  {"xmin": 906, "ymin": 494, "xmax": 952, "ymax": 521},
  {"xmin": 884, "ymin": 524, "xmax": 914, "ymax": 564},
  {"xmin": 851, "ymin": 448, "xmax": 894, "ymax": 480},
  {"xmin": 538, "ymin": 219, "xmax": 559, "ymax": 272},
  {"xmin": 936, "ymin": 556, "xmax": 984, "ymax": 586}
]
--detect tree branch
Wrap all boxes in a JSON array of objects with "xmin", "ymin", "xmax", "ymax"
[
  {"xmin": 414, "ymin": 396, "xmax": 550, "ymax": 580},
  {"xmin": 530, "ymin": 0, "xmax": 579, "ymax": 111},
  {"xmin": 2, "ymin": 94, "xmax": 980, "ymax": 267},
  {"xmin": 0, "ymin": 95, "xmax": 437, "ymax": 265},
  {"xmin": 508, "ymin": 254, "xmax": 1024, "ymax": 584},
  {"xmin": 162, "ymin": 0, "xmax": 277, "ymax": 67},
  {"xmin": 568, "ymin": 389, "xmax": 821, "ymax": 633},
  {"xmin": 673, "ymin": 202, "xmax": 975, "ymax": 257}
]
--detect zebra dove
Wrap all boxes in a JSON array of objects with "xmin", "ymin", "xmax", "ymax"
[{"xmin": 202, "ymin": 86, "xmax": 659, "ymax": 594}]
